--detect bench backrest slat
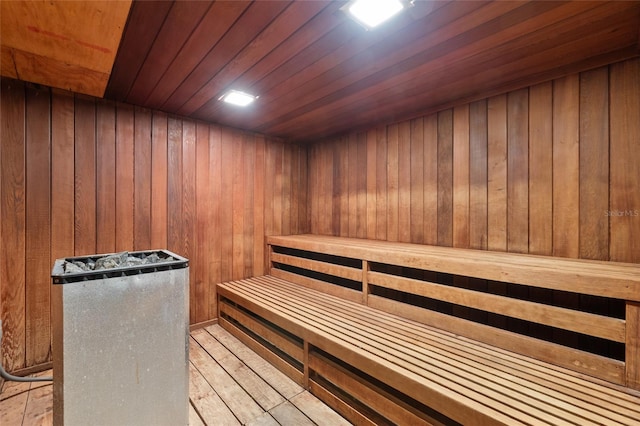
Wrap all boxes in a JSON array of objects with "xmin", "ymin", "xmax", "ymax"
[{"xmin": 266, "ymin": 234, "xmax": 640, "ymax": 389}]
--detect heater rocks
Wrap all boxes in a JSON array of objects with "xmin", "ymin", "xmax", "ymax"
[{"xmin": 61, "ymin": 251, "xmax": 173, "ymax": 274}]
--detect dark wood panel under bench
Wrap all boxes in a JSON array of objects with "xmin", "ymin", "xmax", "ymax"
[{"xmin": 217, "ymin": 234, "xmax": 640, "ymax": 425}]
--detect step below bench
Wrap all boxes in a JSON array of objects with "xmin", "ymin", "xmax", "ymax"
[{"xmin": 217, "ymin": 234, "xmax": 640, "ymax": 425}]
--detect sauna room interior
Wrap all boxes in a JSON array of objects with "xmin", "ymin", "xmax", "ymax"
[{"xmin": 1, "ymin": 1, "xmax": 640, "ymax": 425}]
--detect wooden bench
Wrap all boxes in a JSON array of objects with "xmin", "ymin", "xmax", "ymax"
[{"xmin": 217, "ymin": 234, "xmax": 640, "ymax": 425}]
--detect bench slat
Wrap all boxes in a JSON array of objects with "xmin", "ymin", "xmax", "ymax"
[
  {"xmin": 368, "ymin": 270, "xmax": 626, "ymax": 342},
  {"xmin": 267, "ymin": 235, "xmax": 640, "ymax": 300},
  {"xmin": 271, "ymin": 252, "xmax": 361, "ymax": 282},
  {"xmin": 271, "ymin": 268, "xmax": 362, "ymax": 303}
]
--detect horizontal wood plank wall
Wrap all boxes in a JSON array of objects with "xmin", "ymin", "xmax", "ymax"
[
  {"xmin": 0, "ymin": 79, "xmax": 308, "ymax": 371},
  {"xmin": 309, "ymin": 59, "xmax": 640, "ymax": 262}
]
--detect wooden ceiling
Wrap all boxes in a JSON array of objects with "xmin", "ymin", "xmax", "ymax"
[
  {"xmin": 2, "ymin": 1, "xmax": 639, "ymax": 142},
  {"xmin": 106, "ymin": 0, "xmax": 640, "ymax": 142},
  {"xmin": 1, "ymin": 1, "xmax": 131, "ymax": 97}
]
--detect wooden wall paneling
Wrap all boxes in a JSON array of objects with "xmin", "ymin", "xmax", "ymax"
[
  {"xmin": 166, "ymin": 117, "xmax": 183, "ymax": 256},
  {"xmin": 453, "ymin": 105, "xmax": 470, "ymax": 249},
  {"xmin": 356, "ymin": 132, "xmax": 368, "ymax": 239},
  {"xmin": 183, "ymin": 119, "xmax": 197, "ymax": 323},
  {"xmin": 281, "ymin": 141, "xmax": 292, "ymax": 236},
  {"xmin": 366, "ymin": 130, "xmax": 377, "ymax": 239},
  {"xmin": 410, "ymin": 118, "xmax": 424, "ymax": 244},
  {"xmin": 0, "ymin": 80, "xmax": 26, "ymax": 371},
  {"xmin": 527, "ymin": 82, "xmax": 553, "ymax": 339},
  {"xmin": 96, "ymin": 101, "xmax": 116, "ymax": 254},
  {"xmin": 337, "ymin": 138, "xmax": 348, "ymax": 236},
  {"xmin": 609, "ymin": 58, "xmax": 640, "ymax": 263},
  {"xmin": 299, "ymin": 144, "xmax": 309, "ymax": 234},
  {"xmin": 115, "ymin": 104, "xmax": 135, "ymax": 251},
  {"xmin": 289, "ymin": 144, "xmax": 300, "ymax": 235},
  {"xmin": 528, "ymin": 82, "xmax": 553, "ymax": 256},
  {"xmin": 398, "ymin": 122, "xmax": 411, "ymax": 243},
  {"xmin": 552, "ymin": 75, "xmax": 580, "ymax": 258},
  {"xmin": 375, "ymin": 128, "xmax": 388, "ymax": 240},
  {"xmin": 134, "ymin": 107, "xmax": 152, "ymax": 250},
  {"xmin": 487, "ymin": 95, "xmax": 508, "ymax": 252},
  {"xmin": 231, "ymin": 131, "xmax": 244, "ymax": 281},
  {"xmin": 486, "ymin": 94, "xmax": 508, "ymax": 328},
  {"xmin": 150, "ymin": 112, "xmax": 168, "ymax": 249},
  {"xmin": 209, "ymin": 125, "xmax": 222, "ymax": 311},
  {"xmin": 74, "ymin": 95, "xmax": 96, "ymax": 256},
  {"xmin": 506, "ymin": 89, "xmax": 529, "ymax": 254},
  {"xmin": 387, "ymin": 124, "xmax": 399, "ymax": 242},
  {"xmin": 423, "ymin": 114, "xmax": 438, "ymax": 246},
  {"xmin": 469, "ymin": 100, "xmax": 488, "ymax": 250},
  {"xmin": 264, "ymin": 134, "xmax": 276, "ymax": 241},
  {"xmin": 253, "ymin": 135, "xmax": 266, "ymax": 276},
  {"xmin": 328, "ymin": 139, "xmax": 339, "ymax": 235},
  {"xmin": 182, "ymin": 121, "xmax": 196, "ymax": 298},
  {"xmin": 219, "ymin": 128, "xmax": 233, "ymax": 282},
  {"xmin": 243, "ymin": 133, "xmax": 256, "ymax": 278},
  {"xmin": 273, "ymin": 140, "xmax": 284, "ymax": 237},
  {"xmin": 579, "ymin": 67, "xmax": 609, "ymax": 261},
  {"xmin": 318, "ymin": 140, "xmax": 332, "ymax": 236},
  {"xmin": 25, "ymin": 85, "xmax": 51, "ymax": 366},
  {"xmin": 195, "ymin": 122, "xmax": 210, "ymax": 323},
  {"xmin": 348, "ymin": 133, "xmax": 358, "ymax": 238},
  {"xmin": 50, "ymin": 88, "xmax": 75, "ymax": 270},
  {"xmin": 437, "ymin": 110, "xmax": 453, "ymax": 247}
]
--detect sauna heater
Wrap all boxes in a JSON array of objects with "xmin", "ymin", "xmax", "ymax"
[{"xmin": 51, "ymin": 250, "xmax": 189, "ymax": 426}]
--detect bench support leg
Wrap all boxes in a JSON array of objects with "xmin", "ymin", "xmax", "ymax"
[
  {"xmin": 304, "ymin": 340, "xmax": 310, "ymax": 390},
  {"xmin": 362, "ymin": 260, "xmax": 369, "ymax": 305}
]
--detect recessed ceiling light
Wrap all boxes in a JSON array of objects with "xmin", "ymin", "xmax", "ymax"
[
  {"xmin": 219, "ymin": 90, "xmax": 257, "ymax": 107},
  {"xmin": 345, "ymin": 0, "xmax": 405, "ymax": 29}
]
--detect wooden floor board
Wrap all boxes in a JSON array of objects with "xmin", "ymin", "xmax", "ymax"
[{"xmin": 0, "ymin": 325, "xmax": 348, "ymax": 426}]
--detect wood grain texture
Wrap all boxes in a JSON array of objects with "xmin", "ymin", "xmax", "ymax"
[
  {"xmin": 506, "ymin": 89, "xmax": 528, "ymax": 254},
  {"xmin": 25, "ymin": 86, "xmax": 51, "ymax": 366},
  {"xmin": 552, "ymin": 75, "xmax": 580, "ymax": 259},
  {"xmin": 437, "ymin": 110, "xmax": 453, "ymax": 247},
  {"xmin": 579, "ymin": 68, "xmax": 609, "ymax": 261},
  {"xmin": 96, "ymin": 100, "xmax": 116, "ymax": 253},
  {"xmin": 74, "ymin": 95, "xmax": 96, "ymax": 256},
  {"xmin": 151, "ymin": 112, "xmax": 168, "ymax": 249},
  {"xmin": 115, "ymin": 104, "xmax": 135, "ymax": 251},
  {"xmin": 469, "ymin": 100, "xmax": 488, "ymax": 250},
  {"xmin": 134, "ymin": 107, "xmax": 152, "ymax": 250},
  {"xmin": 609, "ymin": 59, "xmax": 640, "ymax": 263},
  {"xmin": 1, "ymin": 79, "xmax": 26, "ymax": 371},
  {"xmin": 453, "ymin": 105, "xmax": 470, "ymax": 248},
  {"xmin": 528, "ymin": 82, "xmax": 552, "ymax": 256},
  {"xmin": 487, "ymin": 95, "xmax": 508, "ymax": 252}
]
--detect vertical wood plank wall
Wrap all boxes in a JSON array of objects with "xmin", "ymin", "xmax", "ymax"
[
  {"xmin": 309, "ymin": 59, "xmax": 640, "ymax": 264},
  {"xmin": 1, "ymin": 58, "xmax": 638, "ymax": 372},
  {"xmin": 0, "ymin": 79, "xmax": 308, "ymax": 371}
]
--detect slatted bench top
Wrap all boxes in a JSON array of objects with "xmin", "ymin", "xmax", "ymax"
[{"xmin": 218, "ymin": 275, "xmax": 640, "ymax": 426}]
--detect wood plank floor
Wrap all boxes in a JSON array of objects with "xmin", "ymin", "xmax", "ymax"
[{"xmin": 0, "ymin": 325, "xmax": 351, "ymax": 426}]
